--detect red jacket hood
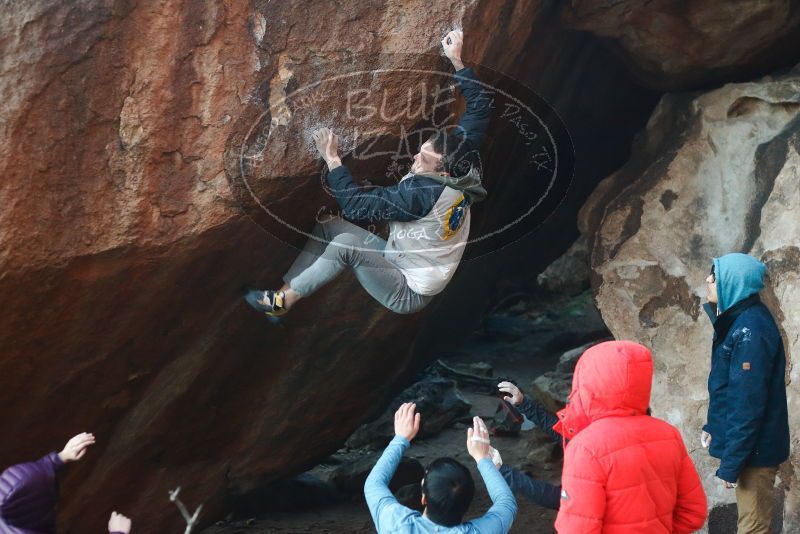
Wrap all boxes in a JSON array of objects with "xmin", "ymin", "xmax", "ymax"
[{"xmin": 554, "ymin": 340, "xmax": 653, "ymax": 441}]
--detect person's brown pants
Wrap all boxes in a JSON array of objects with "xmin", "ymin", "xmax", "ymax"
[{"xmin": 736, "ymin": 465, "xmax": 779, "ymax": 534}]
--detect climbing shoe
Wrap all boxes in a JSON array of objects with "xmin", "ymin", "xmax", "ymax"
[{"xmin": 244, "ymin": 288, "xmax": 288, "ymax": 317}]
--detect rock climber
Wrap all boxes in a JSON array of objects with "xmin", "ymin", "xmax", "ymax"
[{"xmin": 244, "ymin": 29, "xmax": 493, "ymax": 317}]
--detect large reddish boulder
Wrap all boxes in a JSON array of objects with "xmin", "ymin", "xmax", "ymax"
[{"xmin": 0, "ymin": 1, "xmax": 577, "ymax": 530}]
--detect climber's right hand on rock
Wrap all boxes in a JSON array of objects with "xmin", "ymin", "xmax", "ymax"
[
  {"xmin": 312, "ymin": 127, "xmax": 340, "ymax": 166},
  {"xmin": 498, "ymin": 381, "xmax": 523, "ymax": 406},
  {"xmin": 394, "ymin": 402, "xmax": 421, "ymax": 442},
  {"xmin": 701, "ymin": 430, "xmax": 712, "ymax": 449}
]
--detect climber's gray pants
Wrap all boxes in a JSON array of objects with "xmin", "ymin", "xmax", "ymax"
[{"xmin": 283, "ymin": 217, "xmax": 434, "ymax": 314}]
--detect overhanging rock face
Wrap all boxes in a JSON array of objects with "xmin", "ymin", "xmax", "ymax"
[
  {"xmin": 0, "ymin": 1, "xmax": 581, "ymax": 530},
  {"xmin": 584, "ymin": 65, "xmax": 800, "ymax": 531}
]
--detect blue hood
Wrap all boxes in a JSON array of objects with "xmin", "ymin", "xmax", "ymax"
[{"xmin": 713, "ymin": 253, "xmax": 766, "ymax": 314}]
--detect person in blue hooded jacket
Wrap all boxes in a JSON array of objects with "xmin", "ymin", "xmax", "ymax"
[{"xmin": 701, "ymin": 253, "xmax": 789, "ymax": 534}]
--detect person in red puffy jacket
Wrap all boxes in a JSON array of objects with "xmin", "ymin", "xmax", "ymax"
[{"xmin": 553, "ymin": 340, "xmax": 708, "ymax": 533}]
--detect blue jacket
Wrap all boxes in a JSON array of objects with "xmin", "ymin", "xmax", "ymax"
[
  {"xmin": 364, "ymin": 436, "xmax": 517, "ymax": 533},
  {"xmin": 703, "ymin": 254, "xmax": 790, "ymax": 483},
  {"xmin": 518, "ymin": 396, "xmax": 560, "ymax": 443},
  {"xmin": 326, "ymin": 67, "xmax": 492, "ymax": 223}
]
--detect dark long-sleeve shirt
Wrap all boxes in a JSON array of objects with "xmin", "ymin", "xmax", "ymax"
[
  {"xmin": 499, "ymin": 396, "xmax": 563, "ymax": 510},
  {"xmin": 499, "ymin": 465, "xmax": 561, "ymax": 510},
  {"xmin": 518, "ymin": 396, "xmax": 561, "ymax": 444}
]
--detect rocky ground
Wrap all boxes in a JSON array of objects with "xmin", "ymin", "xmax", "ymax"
[{"xmin": 202, "ymin": 289, "xmax": 609, "ymax": 533}]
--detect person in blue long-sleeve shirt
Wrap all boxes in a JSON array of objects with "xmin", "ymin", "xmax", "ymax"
[{"xmin": 364, "ymin": 402, "xmax": 517, "ymax": 533}]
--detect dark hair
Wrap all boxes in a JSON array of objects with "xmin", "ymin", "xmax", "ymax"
[
  {"xmin": 426, "ymin": 130, "xmax": 473, "ymax": 177},
  {"xmin": 422, "ymin": 458, "xmax": 475, "ymax": 526}
]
